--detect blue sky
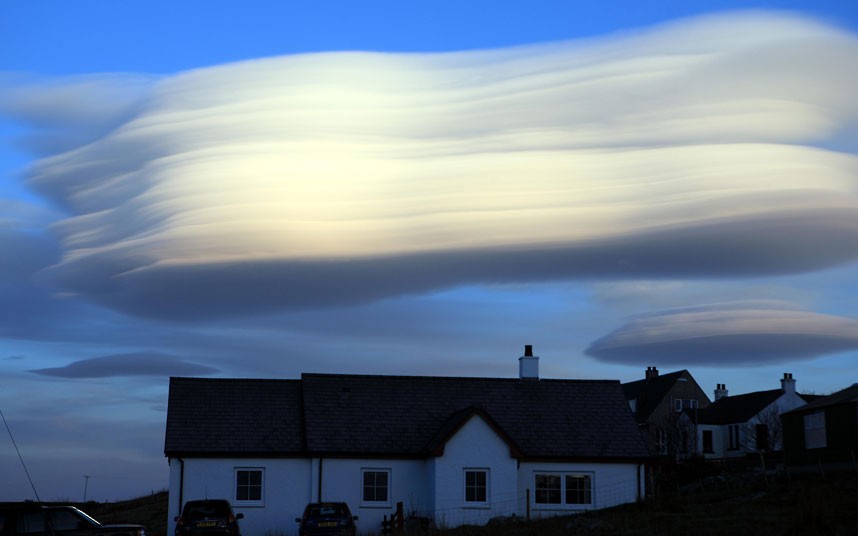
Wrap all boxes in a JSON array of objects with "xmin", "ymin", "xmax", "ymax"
[{"xmin": 2, "ymin": 0, "xmax": 858, "ymax": 502}]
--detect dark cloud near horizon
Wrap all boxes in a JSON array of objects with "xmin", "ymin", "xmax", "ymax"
[
  {"xmin": 30, "ymin": 352, "xmax": 219, "ymax": 378},
  {"xmin": 42, "ymin": 206, "xmax": 858, "ymax": 320},
  {"xmin": 586, "ymin": 306, "xmax": 858, "ymax": 366}
]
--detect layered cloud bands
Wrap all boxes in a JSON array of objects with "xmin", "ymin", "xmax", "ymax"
[
  {"xmin": 8, "ymin": 12, "xmax": 858, "ymax": 318},
  {"xmin": 586, "ymin": 305, "xmax": 858, "ymax": 365}
]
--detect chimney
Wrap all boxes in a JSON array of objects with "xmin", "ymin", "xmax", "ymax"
[
  {"xmin": 645, "ymin": 366, "xmax": 659, "ymax": 381},
  {"xmin": 781, "ymin": 373, "xmax": 796, "ymax": 394},
  {"xmin": 714, "ymin": 383, "xmax": 728, "ymax": 401},
  {"xmin": 519, "ymin": 344, "xmax": 539, "ymax": 380}
]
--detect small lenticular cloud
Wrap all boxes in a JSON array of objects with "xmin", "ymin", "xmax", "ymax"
[
  {"xmin": 586, "ymin": 306, "xmax": 858, "ymax": 366},
  {"xmin": 5, "ymin": 11, "xmax": 858, "ymax": 319}
]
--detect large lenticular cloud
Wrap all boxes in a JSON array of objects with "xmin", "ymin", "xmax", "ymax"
[{"xmin": 7, "ymin": 11, "xmax": 858, "ymax": 319}]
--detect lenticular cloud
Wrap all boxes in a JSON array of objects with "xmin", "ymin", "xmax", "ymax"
[{"xmin": 8, "ymin": 11, "xmax": 858, "ymax": 318}]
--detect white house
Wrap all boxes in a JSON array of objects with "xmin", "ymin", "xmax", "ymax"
[
  {"xmin": 687, "ymin": 373, "xmax": 810, "ymax": 459},
  {"xmin": 164, "ymin": 346, "xmax": 649, "ymax": 535}
]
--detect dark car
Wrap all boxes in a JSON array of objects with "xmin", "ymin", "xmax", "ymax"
[
  {"xmin": 295, "ymin": 503, "xmax": 358, "ymax": 536},
  {"xmin": 0, "ymin": 504, "xmax": 147, "ymax": 536},
  {"xmin": 174, "ymin": 500, "xmax": 242, "ymax": 536}
]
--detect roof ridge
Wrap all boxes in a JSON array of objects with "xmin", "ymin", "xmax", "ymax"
[{"xmin": 301, "ymin": 372, "xmax": 618, "ymax": 383}]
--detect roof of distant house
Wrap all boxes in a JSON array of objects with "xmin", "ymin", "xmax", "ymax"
[
  {"xmin": 783, "ymin": 383, "xmax": 858, "ymax": 415},
  {"xmin": 622, "ymin": 369, "xmax": 691, "ymax": 423},
  {"xmin": 165, "ymin": 374, "xmax": 650, "ymax": 461},
  {"xmin": 691, "ymin": 389, "xmax": 784, "ymax": 425}
]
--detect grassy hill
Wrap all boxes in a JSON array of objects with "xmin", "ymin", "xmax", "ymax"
[
  {"xmin": 77, "ymin": 468, "xmax": 858, "ymax": 536},
  {"xmin": 76, "ymin": 491, "xmax": 169, "ymax": 536}
]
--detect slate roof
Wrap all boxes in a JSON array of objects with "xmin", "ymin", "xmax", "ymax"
[
  {"xmin": 783, "ymin": 383, "xmax": 858, "ymax": 415},
  {"xmin": 622, "ymin": 369, "xmax": 689, "ymax": 423},
  {"xmin": 165, "ymin": 377, "xmax": 305, "ymax": 455},
  {"xmin": 165, "ymin": 374, "xmax": 649, "ymax": 461},
  {"xmin": 692, "ymin": 389, "xmax": 783, "ymax": 425}
]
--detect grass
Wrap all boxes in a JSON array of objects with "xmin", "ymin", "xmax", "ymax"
[{"xmin": 71, "ymin": 468, "xmax": 858, "ymax": 536}]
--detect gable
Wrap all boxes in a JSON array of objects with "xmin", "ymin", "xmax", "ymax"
[
  {"xmin": 301, "ymin": 374, "xmax": 649, "ymax": 460},
  {"xmin": 622, "ymin": 369, "xmax": 708, "ymax": 423}
]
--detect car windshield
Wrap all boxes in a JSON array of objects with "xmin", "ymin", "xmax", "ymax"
[
  {"xmin": 307, "ymin": 505, "xmax": 348, "ymax": 518},
  {"xmin": 184, "ymin": 503, "xmax": 230, "ymax": 521}
]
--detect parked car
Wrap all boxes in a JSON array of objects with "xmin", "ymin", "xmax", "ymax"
[
  {"xmin": 0, "ymin": 503, "xmax": 147, "ymax": 536},
  {"xmin": 174, "ymin": 500, "xmax": 242, "ymax": 536},
  {"xmin": 295, "ymin": 503, "xmax": 358, "ymax": 536}
]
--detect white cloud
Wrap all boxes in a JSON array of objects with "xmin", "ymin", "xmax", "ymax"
[{"xmin": 4, "ymin": 11, "xmax": 858, "ymax": 318}]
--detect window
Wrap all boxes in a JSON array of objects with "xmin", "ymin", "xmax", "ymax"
[
  {"xmin": 464, "ymin": 469, "xmax": 488, "ymax": 505},
  {"xmin": 804, "ymin": 411, "xmax": 827, "ymax": 449},
  {"xmin": 534, "ymin": 472, "xmax": 593, "ymax": 507},
  {"xmin": 17, "ymin": 512, "xmax": 46, "ymax": 534},
  {"xmin": 565, "ymin": 475, "xmax": 592, "ymax": 505},
  {"xmin": 48, "ymin": 510, "xmax": 85, "ymax": 531},
  {"xmin": 674, "ymin": 399, "xmax": 699, "ymax": 412},
  {"xmin": 235, "ymin": 468, "xmax": 264, "ymax": 504},
  {"xmin": 362, "ymin": 469, "xmax": 390, "ymax": 504},
  {"xmin": 728, "ymin": 424, "xmax": 740, "ymax": 450},
  {"xmin": 702, "ymin": 430, "xmax": 714, "ymax": 453}
]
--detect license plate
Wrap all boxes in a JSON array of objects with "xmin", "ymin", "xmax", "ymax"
[
  {"xmin": 197, "ymin": 522, "xmax": 217, "ymax": 528},
  {"xmin": 319, "ymin": 522, "xmax": 337, "ymax": 527}
]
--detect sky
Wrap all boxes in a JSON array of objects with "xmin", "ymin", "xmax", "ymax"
[{"xmin": 2, "ymin": 0, "xmax": 858, "ymax": 503}]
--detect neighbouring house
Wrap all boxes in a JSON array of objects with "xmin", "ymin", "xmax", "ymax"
[
  {"xmin": 687, "ymin": 373, "xmax": 809, "ymax": 459},
  {"xmin": 622, "ymin": 368, "xmax": 710, "ymax": 457},
  {"xmin": 782, "ymin": 383, "xmax": 858, "ymax": 468},
  {"xmin": 164, "ymin": 346, "xmax": 649, "ymax": 536}
]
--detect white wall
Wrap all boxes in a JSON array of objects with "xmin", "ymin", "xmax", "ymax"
[
  {"xmin": 431, "ymin": 415, "xmax": 518, "ymax": 528},
  {"xmin": 167, "ymin": 457, "xmax": 312, "ymax": 536},
  {"xmin": 318, "ymin": 458, "xmax": 430, "ymax": 534},
  {"xmin": 517, "ymin": 462, "xmax": 641, "ymax": 519}
]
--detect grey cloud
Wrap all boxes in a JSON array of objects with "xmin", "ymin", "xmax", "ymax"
[
  {"xmin": 42, "ymin": 205, "xmax": 858, "ymax": 320},
  {"xmin": 586, "ymin": 306, "xmax": 858, "ymax": 366},
  {"xmin": 0, "ymin": 74, "xmax": 155, "ymax": 157},
  {"xmin": 30, "ymin": 352, "xmax": 219, "ymax": 378}
]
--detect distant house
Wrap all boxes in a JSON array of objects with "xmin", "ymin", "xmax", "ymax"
[
  {"xmin": 622, "ymin": 368, "xmax": 710, "ymax": 457},
  {"xmin": 164, "ymin": 347, "xmax": 649, "ymax": 536},
  {"xmin": 782, "ymin": 383, "xmax": 858, "ymax": 468},
  {"xmin": 688, "ymin": 373, "xmax": 809, "ymax": 459}
]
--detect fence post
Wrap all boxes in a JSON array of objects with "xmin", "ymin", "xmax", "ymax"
[{"xmin": 396, "ymin": 501, "xmax": 404, "ymax": 531}]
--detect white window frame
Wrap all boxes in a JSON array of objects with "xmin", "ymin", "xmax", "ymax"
[
  {"xmin": 728, "ymin": 424, "xmax": 740, "ymax": 451},
  {"xmin": 463, "ymin": 468, "xmax": 490, "ymax": 507},
  {"xmin": 804, "ymin": 411, "xmax": 827, "ymax": 449},
  {"xmin": 234, "ymin": 467, "xmax": 265, "ymax": 507},
  {"xmin": 532, "ymin": 471, "xmax": 594, "ymax": 509},
  {"xmin": 361, "ymin": 468, "xmax": 392, "ymax": 507}
]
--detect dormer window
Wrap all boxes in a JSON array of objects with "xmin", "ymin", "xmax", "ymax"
[{"xmin": 674, "ymin": 399, "xmax": 699, "ymax": 412}]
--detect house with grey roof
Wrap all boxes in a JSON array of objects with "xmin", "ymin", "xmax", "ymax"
[
  {"xmin": 164, "ymin": 346, "xmax": 649, "ymax": 535},
  {"xmin": 782, "ymin": 383, "xmax": 858, "ymax": 468},
  {"xmin": 622, "ymin": 368, "xmax": 710, "ymax": 457},
  {"xmin": 686, "ymin": 373, "xmax": 810, "ymax": 459}
]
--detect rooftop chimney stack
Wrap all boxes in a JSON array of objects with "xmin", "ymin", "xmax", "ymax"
[
  {"xmin": 781, "ymin": 373, "xmax": 796, "ymax": 394},
  {"xmin": 519, "ymin": 345, "xmax": 539, "ymax": 381},
  {"xmin": 714, "ymin": 383, "xmax": 728, "ymax": 400},
  {"xmin": 645, "ymin": 366, "xmax": 659, "ymax": 381}
]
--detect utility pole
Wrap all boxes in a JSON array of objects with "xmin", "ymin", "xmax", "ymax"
[{"xmin": 83, "ymin": 475, "xmax": 90, "ymax": 502}]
